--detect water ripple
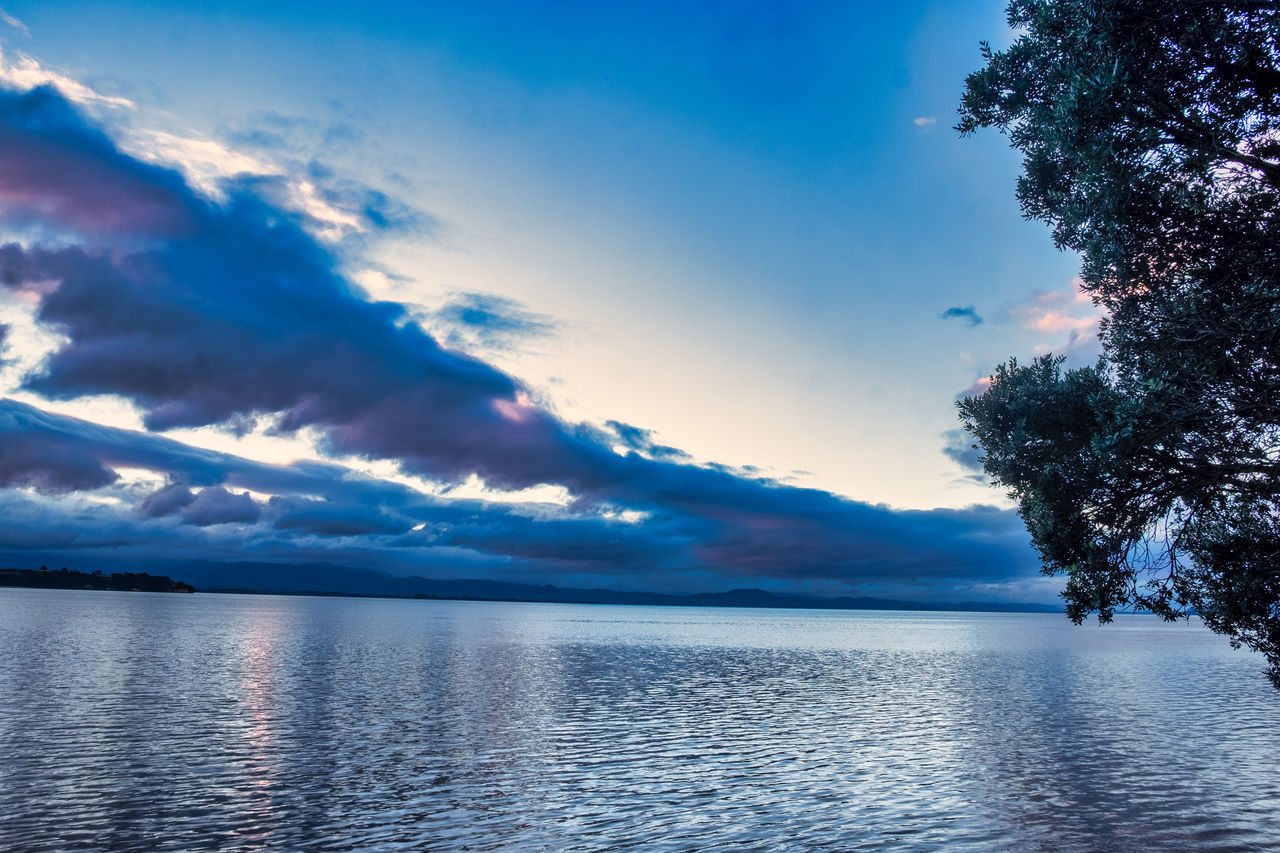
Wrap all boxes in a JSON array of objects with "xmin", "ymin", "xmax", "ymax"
[{"xmin": 1, "ymin": 590, "xmax": 1277, "ymax": 852}]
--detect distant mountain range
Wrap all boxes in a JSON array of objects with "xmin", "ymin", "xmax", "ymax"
[
  {"xmin": 171, "ymin": 560, "xmax": 1060, "ymax": 614},
  {"xmin": 0, "ymin": 556, "xmax": 1060, "ymax": 613}
]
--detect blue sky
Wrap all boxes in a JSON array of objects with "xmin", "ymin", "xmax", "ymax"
[{"xmin": 0, "ymin": 1, "xmax": 1101, "ymax": 601}]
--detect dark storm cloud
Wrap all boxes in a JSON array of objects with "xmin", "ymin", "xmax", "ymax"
[
  {"xmin": 940, "ymin": 306, "xmax": 983, "ymax": 327},
  {"xmin": 0, "ymin": 399, "xmax": 1035, "ymax": 587},
  {"xmin": 0, "ymin": 87, "xmax": 1039, "ymax": 593},
  {"xmin": 181, "ymin": 486, "xmax": 260, "ymax": 526},
  {"xmin": 0, "ymin": 88, "xmax": 638, "ymax": 498},
  {"xmin": 0, "ymin": 87, "xmax": 196, "ymax": 237},
  {"xmin": 0, "ymin": 427, "xmax": 119, "ymax": 492},
  {"xmin": 269, "ymin": 495, "xmax": 413, "ymax": 537},
  {"xmin": 0, "ymin": 398, "xmax": 420, "ymax": 506},
  {"xmin": 401, "ymin": 503, "xmax": 690, "ymax": 573},
  {"xmin": 0, "ymin": 490, "xmax": 147, "ymax": 551},
  {"xmin": 138, "ymin": 479, "xmax": 196, "ymax": 517},
  {"xmin": 0, "ymin": 91, "xmax": 561, "ymax": 491}
]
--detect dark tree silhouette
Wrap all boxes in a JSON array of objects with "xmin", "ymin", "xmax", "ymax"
[{"xmin": 957, "ymin": 0, "xmax": 1280, "ymax": 685}]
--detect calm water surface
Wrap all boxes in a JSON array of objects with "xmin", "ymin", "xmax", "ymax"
[{"xmin": 1, "ymin": 589, "xmax": 1277, "ymax": 851}]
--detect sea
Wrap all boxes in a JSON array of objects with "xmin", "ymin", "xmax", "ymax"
[{"xmin": 1, "ymin": 588, "xmax": 1277, "ymax": 851}]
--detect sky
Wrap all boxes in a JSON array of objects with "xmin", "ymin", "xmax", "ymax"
[{"xmin": 0, "ymin": 1, "xmax": 1104, "ymax": 602}]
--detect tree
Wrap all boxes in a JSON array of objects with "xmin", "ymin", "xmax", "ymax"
[{"xmin": 956, "ymin": 0, "xmax": 1280, "ymax": 685}]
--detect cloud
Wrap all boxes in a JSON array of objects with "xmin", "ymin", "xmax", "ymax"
[
  {"xmin": 0, "ymin": 425, "xmax": 119, "ymax": 492},
  {"xmin": 138, "ymin": 479, "xmax": 196, "ymax": 518},
  {"xmin": 0, "ymin": 398, "xmax": 1037, "ymax": 592},
  {"xmin": 956, "ymin": 282, "xmax": 1104, "ymax": 405},
  {"xmin": 953, "ymin": 375, "xmax": 992, "ymax": 401},
  {"xmin": 948, "ymin": 282, "xmax": 1106, "ymax": 486},
  {"xmin": 0, "ymin": 87, "xmax": 190, "ymax": 236},
  {"xmin": 0, "ymin": 87, "xmax": 604, "ymax": 497},
  {"xmin": 125, "ymin": 128, "xmax": 277, "ymax": 197},
  {"xmin": 425, "ymin": 292, "xmax": 559, "ymax": 354},
  {"xmin": 0, "ymin": 398, "xmax": 423, "ymax": 505},
  {"xmin": 913, "ymin": 116, "xmax": 936, "ymax": 131},
  {"xmin": 209, "ymin": 110, "xmax": 433, "ymax": 241},
  {"xmin": 941, "ymin": 427, "xmax": 984, "ymax": 474},
  {"xmin": 604, "ymin": 420, "xmax": 690, "ymax": 461},
  {"xmin": 0, "ymin": 9, "xmax": 28, "ymax": 38},
  {"xmin": 940, "ymin": 305, "xmax": 983, "ymax": 327},
  {"xmin": 181, "ymin": 486, "xmax": 260, "ymax": 526},
  {"xmin": 269, "ymin": 495, "xmax": 412, "ymax": 537},
  {"xmin": 1027, "ymin": 312, "xmax": 1095, "ymax": 333},
  {"xmin": 0, "ymin": 49, "xmax": 131, "ymax": 109},
  {"xmin": 1013, "ymin": 282, "xmax": 1105, "ymax": 367},
  {"xmin": 223, "ymin": 110, "xmax": 368, "ymax": 158},
  {"xmin": 0, "ymin": 85, "xmax": 1042, "ymax": 597}
]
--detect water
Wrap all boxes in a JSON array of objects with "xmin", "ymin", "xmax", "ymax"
[{"xmin": 1, "ymin": 589, "xmax": 1277, "ymax": 852}]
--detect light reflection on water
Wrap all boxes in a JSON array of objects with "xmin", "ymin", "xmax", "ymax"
[{"xmin": 1, "ymin": 589, "xmax": 1277, "ymax": 851}]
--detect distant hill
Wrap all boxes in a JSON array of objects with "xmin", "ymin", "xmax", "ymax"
[
  {"xmin": 0, "ymin": 567, "xmax": 194, "ymax": 594},
  {"xmin": 404, "ymin": 578, "xmax": 1061, "ymax": 613},
  {"xmin": 175, "ymin": 560, "xmax": 1059, "ymax": 614},
  {"xmin": 0, "ymin": 557, "xmax": 1060, "ymax": 613}
]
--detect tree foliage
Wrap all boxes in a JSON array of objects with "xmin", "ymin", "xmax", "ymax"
[{"xmin": 957, "ymin": 0, "xmax": 1280, "ymax": 685}]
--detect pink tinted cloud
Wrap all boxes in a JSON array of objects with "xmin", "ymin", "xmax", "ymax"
[
  {"xmin": 958, "ymin": 282, "xmax": 1105, "ymax": 403},
  {"xmin": 1028, "ymin": 311, "xmax": 1099, "ymax": 333},
  {"xmin": 1011, "ymin": 280, "xmax": 1106, "ymax": 364}
]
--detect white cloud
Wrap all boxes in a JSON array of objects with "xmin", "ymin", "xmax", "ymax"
[
  {"xmin": 0, "ymin": 287, "xmax": 67, "ymax": 395},
  {"xmin": 290, "ymin": 179, "xmax": 366, "ymax": 241},
  {"xmin": 0, "ymin": 48, "xmax": 372, "ymax": 244},
  {"xmin": 0, "ymin": 8, "xmax": 28, "ymax": 37},
  {"xmin": 913, "ymin": 116, "xmax": 937, "ymax": 130},
  {"xmin": 0, "ymin": 47, "xmax": 132, "ymax": 109},
  {"xmin": 124, "ymin": 128, "xmax": 277, "ymax": 195},
  {"xmin": 122, "ymin": 132, "xmax": 365, "ymax": 241}
]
